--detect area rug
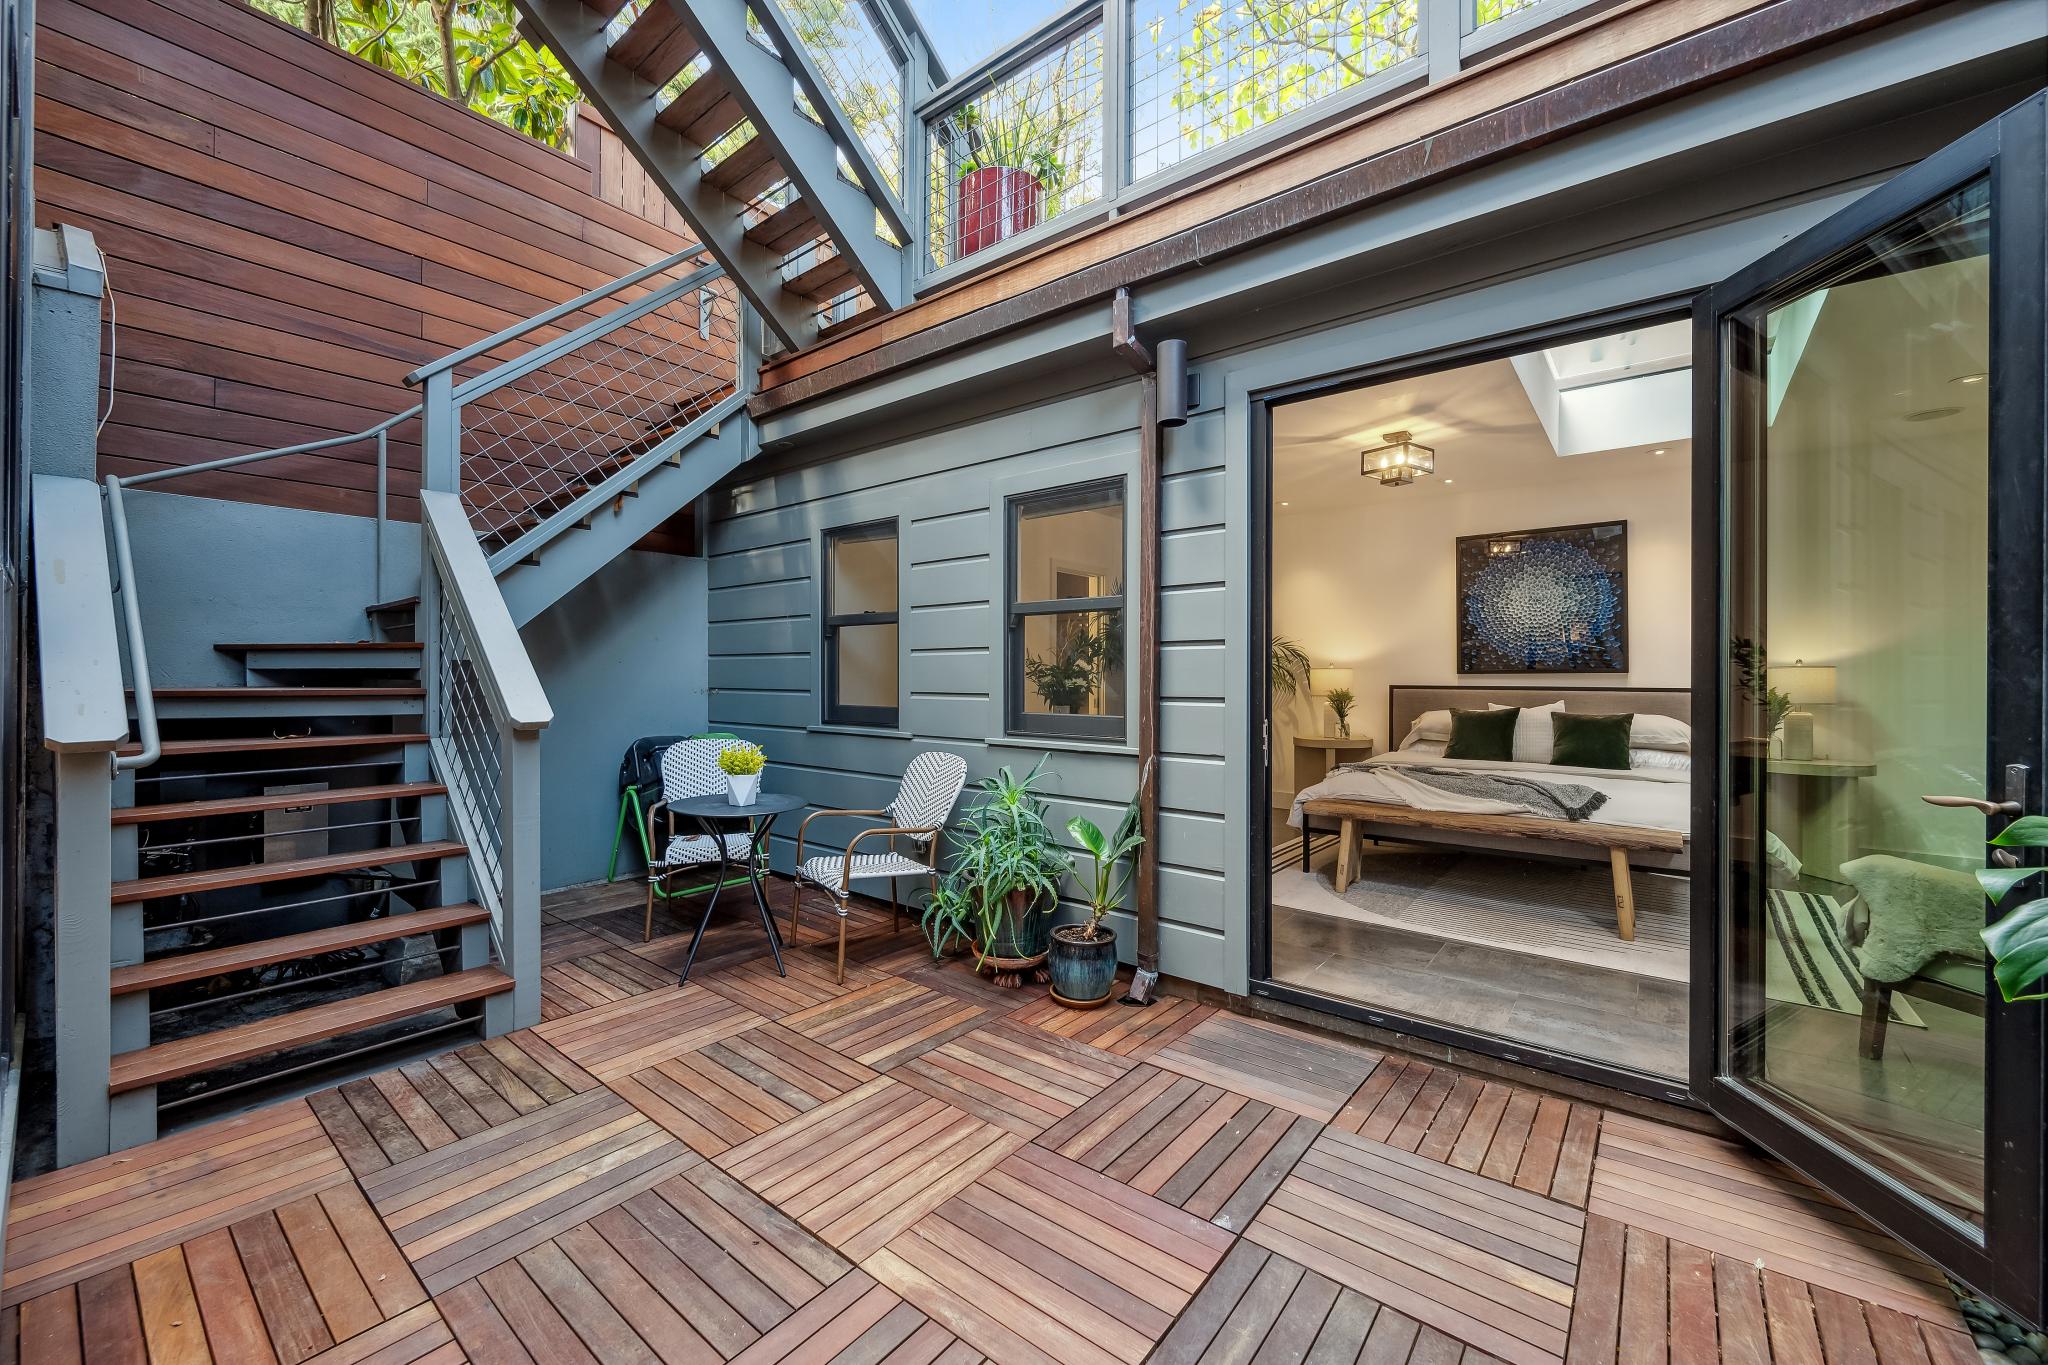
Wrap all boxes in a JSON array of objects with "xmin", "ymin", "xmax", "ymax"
[{"xmin": 1765, "ymin": 889, "xmax": 1923, "ymax": 1027}]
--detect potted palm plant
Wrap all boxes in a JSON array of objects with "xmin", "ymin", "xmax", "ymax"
[
  {"xmin": 951, "ymin": 75, "xmax": 1077, "ymax": 258},
  {"xmin": 1050, "ymin": 794, "xmax": 1142, "ymax": 1008},
  {"xmin": 923, "ymin": 759, "xmax": 1070, "ymax": 987}
]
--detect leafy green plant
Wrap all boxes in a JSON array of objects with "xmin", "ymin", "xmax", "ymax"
[
  {"xmin": 1976, "ymin": 816, "xmax": 2048, "ymax": 1001},
  {"xmin": 1066, "ymin": 795, "xmax": 1144, "ymax": 943},
  {"xmin": 715, "ymin": 742, "xmax": 766, "ymax": 777},
  {"xmin": 1325, "ymin": 687, "xmax": 1355, "ymax": 738},
  {"xmin": 1730, "ymin": 637, "xmax": 1792, "ymax": 734},
  {"xmin": 1024, "ymin": 616, "xmax": 1117, "ymax": 712},
  {"xmin": 922, "ymin": 758, "xmax": 1072, "ymax": 966},
  {"xmin": 1271, "ymin": 636, "xmax": 1312, "ymax": 701}
]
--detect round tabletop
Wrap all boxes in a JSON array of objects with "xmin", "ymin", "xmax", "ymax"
[{"xmin": 669, "ymin": 791, "xmax": 807, "ymax": 820}]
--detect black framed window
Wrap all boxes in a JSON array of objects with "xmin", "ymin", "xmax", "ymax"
[
  {"xmin": 822, "ymin": 520, "xmax": 898, "ymax": 728},
  {"xmin": 1006, "ymin": 480, "xmax": 1127, "ymax": 741}
]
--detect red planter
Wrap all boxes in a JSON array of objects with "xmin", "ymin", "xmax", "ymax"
[{"xmin": 957, "ymin": 166, "xmax": 1043, "ymax": 258}]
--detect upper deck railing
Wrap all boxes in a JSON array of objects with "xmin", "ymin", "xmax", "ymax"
[{"xmin": 866, "ymin": 0, "xmax": 1603, "ymax": 289}]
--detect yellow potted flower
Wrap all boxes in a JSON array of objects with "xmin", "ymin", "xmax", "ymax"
[{"xmin": 717, "ymin": 741, "xmax": 766, "ymax": 806}]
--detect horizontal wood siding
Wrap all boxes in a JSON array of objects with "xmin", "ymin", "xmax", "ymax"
[
  {"xmin": 36, "ymin": 0, "xmax": 714, "ymax": 520},
  {"xmin": 706, "ymin": 382, "xmax": 1232, "ymax": 986}
]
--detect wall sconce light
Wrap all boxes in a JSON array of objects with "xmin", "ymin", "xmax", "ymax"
[{"xmin": 1360, "ymin": 430, "xmax": 1436, "ymax": 486}]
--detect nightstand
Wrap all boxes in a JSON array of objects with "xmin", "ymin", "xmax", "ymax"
[{"xmin": 1294, "ymin": 734, "xmax": 1375, "ymax": 791}]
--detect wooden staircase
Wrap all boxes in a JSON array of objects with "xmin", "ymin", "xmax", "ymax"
[{"xmin": 108, "ymin": 638, "xmax": 511, "ymax": 1133}]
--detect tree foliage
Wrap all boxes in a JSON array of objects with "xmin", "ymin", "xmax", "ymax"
[{"xmin": 252, "ymin": 0, "xmax": 581, "ymax": 146}]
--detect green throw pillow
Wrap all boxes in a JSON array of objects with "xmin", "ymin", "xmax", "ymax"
[
  {"xmin": 1445, "ymin": 707, "xmax": 1518, "ymax": 761},
  {"xmin": 1551, "ymin": 712, "xmax": 1633, "ymax": 769}
]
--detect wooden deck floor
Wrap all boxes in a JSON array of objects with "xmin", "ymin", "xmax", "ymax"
[{"xmin": 1, "ymin": 879, "xmax": 1982, "ymax": 1364}]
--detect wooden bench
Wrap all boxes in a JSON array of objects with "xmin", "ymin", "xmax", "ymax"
[{"xmin": 1300, "ymin": 796, "xmax": 1686, "ymax": 941}]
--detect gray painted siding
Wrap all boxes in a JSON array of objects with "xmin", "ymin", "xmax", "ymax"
[{"xmin": 706, "ymin": 384, "xmax": 1233, "ymax": 983}]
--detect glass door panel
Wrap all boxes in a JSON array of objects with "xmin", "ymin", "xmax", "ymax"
[
  {"xmin": 1723, "ymin": 181, "xmax": 1990, "ymax": 1227},
  {"xmin": 1699, "ymin": 93, "xmax": 2045, "ymax": 1318}
]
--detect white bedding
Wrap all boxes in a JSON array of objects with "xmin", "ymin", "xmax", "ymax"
[{"xmin": 1288, "ymin": 750, "xmax": 1690, "ymax": 835}]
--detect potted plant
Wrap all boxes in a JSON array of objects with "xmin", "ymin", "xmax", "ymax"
[
  {"xmin": 927, "ymin": 758, "xmax": 1071, "ymax": 986},
  {"xmin": 952, "ymin": 79, "xmax": 1076, "ymax": 258},
  {"xmin": 1024, "ymin": 616, "xmax": 1115, "ymax": 713},
  {"xmin": 717, "ymin": 741, "xmax": 765, "ymax": 806},
  {"xmin": 1325, "ymin": 686, "xmax": 1356, "ymax": 739},
  {"xmin": 1050, "ymin": 794, "xmax": 1142, "ymax": 1008}
]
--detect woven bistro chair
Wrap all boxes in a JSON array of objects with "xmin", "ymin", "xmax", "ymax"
[
  {"xmin": 788, "ymin": 751, "xmax": 969, "ymax": 981},
  {"xmin": 643, "ymin": 736, "xmax": 760, "ymax": 941}
]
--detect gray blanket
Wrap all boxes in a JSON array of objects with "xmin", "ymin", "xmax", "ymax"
[{"xmin": 1332, "ymin": 762, "xmax": 1609, "ymax": 821}]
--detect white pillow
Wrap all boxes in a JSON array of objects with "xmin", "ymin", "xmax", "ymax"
[
  {"xmin": 1630, "ymin": 713, "xmax": 1691, "ymax": 751},
  {"xmin": 1402, "ymin": 708, "xmax": 1455, "ymax": 746},
  {"xmin": 1490, "ymin": 700, "xmax": 1564, "ymax": 765},
  {"xmin": 1629, "ymin": 748, "xmax": 1691, "ymax": 772},
  {"xmin": 1402, "ymin": 739, "xmax": 1447, "ymax": 758}
]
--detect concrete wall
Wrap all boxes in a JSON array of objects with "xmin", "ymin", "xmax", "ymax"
[{"xmin": 522, "ymin": 549, "xmax": 709, "ymax": 889}]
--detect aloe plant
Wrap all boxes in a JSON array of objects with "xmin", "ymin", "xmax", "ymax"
[
  {"xmin": 1977, "ymin": 815, "xmax": 2048, "ymax": 1001},
  {"xmin": 920, "ymin": 758, "xmax": 1072, "ymax": 966}
]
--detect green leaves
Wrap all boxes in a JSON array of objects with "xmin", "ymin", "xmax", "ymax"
[
  {"xmin": 1067, "ymin": 792, "xmax": 1144, "ymax": 935},
  {"xmin": 1991, "ymin": 814, "xmax": 2048, "ymax": 848},
  {"xmin": 1983, "ymin": 895, "xmax": 2048, "ymax": 1002}
]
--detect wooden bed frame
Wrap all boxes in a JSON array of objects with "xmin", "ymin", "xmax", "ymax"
[{"xmin": 1296, "ymin": 684, "xmax": 1693, "ymax": 941}]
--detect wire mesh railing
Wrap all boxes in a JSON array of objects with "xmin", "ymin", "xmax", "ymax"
[
  {"xmin": 432, "ymin": 584, "xmax": 506, "ymax": 934},
  {"xmin": 925, "ymin": 20, "xmax": 1106, "ymax": 271},
  {"xmin": 435, "ymin": 257, "xmax": 742, "ymax": 552},
  {"xmin": 1128, "ymin": 0, "xmax": 1421, "ymax": 184},
  {"xmin": 770, "ymin": 0, "xmax": 906, "ymax": 197}
]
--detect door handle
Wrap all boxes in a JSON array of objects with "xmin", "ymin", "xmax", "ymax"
[{"xmin": 1921, "ymin": 794, "xmax": 2024, "ymax": 816}]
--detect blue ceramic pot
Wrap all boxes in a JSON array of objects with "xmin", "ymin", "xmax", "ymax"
[{"xmin": 1049, "ymin": 924, "xmax": 1118, "ymax": 1008}]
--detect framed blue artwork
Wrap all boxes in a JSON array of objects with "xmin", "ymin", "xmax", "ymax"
[{"xmin": 1455, "ymin": 521, "xmax": 1628, "ymax": 673}]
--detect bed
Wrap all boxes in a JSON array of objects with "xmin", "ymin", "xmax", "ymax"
[{"xmin": 1291, "ymin": 685, "xmax": 1692, "ymax": 940}]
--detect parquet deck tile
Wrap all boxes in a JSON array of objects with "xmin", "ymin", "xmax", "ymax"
[
  {"xmin": 1245, "ymin": 1125, "xmax": 1585, "ymax": 1365},
  {"xmin": 695, "ymin": 950, "xmax": 887, "ymax": 1018},
  {"xmin": 717, "ymin": 1077, "xmax": 1021, "ymax": 1261},
  {"xmin": 781, "ymin": 978, "xmax": 990, "ymax": 1071},
  {"xmin": 529, "ymin": 983, "xmax": 766, "ymax": 1079},
  {"xmin": 895, "ymin": 1018, "xmax": 1133, "ymax": 1136},
  {"xmin": 866, "ymin": 1143, "xmax": 1233, "ymax": 1365},
  {"xmin": 1037, "ymin": 1062, "xmax": 1320, "ymax": 1231},
  {"xmin": 8, "ymin": 1183, "xmax": 430, "ymax": 1365},
  {"xmin": 1, "ymin": 1098, "xmax": 351, "ymax": 1308},
  {"xmin": 1333, "ymin": 1055, "xmax": 1603, "ymax": 1208},
  {"xmin": 539, "ymin": 917, "xmax": 610, "ymax": 965},
  {"xmin": 1563, "ymin": 1213, "xmax": 1982, "ymax": 1365},
  {"xmin": 539, "ymin": 947, "xmax": 676, "ymax": 1019},
  {"xmin": 360, "ymin": 1087, "xmax": 701, "ymax": 1295},
  {"xmin": 611, "ymin": 1021, "xmax": 880, "ymax": 1156},
  {"xmin": 1006, "ymin": 993, "xmax": 1216, "ymax": 1060},
  {"xmin": 310, "ymin": 1031, "xmax": 601, "ymax": 1177},
  {"xmin": 1150, "ymin": 1011, "xmax": 1385, "ymax": 1120},
  {"xmin": 1154, "ymin": 1238, "xmax": 1509, "ymax": 1364},
  {"xmin": 1586, "ymin": 1112, "xmax": 1954, "ymax": 1322}
]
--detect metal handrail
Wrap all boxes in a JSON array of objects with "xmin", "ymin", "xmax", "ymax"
[{"xmin": 405, "ymin": 246, "xmax": 709, "ymax": 388}]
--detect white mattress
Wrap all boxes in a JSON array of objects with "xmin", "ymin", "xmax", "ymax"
[{"xmin": 1288, "ymin": 749, "xmax": 1690, "ymax": 835}]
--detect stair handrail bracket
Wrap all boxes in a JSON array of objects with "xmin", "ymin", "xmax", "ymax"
[{"xmin": 419, "ymin": 489, "xmax": 550, "ymax": 1029}]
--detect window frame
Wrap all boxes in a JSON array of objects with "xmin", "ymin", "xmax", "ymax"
[
  {"xmin": 821, "ymin": 517, "xmax": 901, "ymax": 729},
  {"xmin": 1004, "ymin": 477, "xmax": 1129, "ymax": 742}
]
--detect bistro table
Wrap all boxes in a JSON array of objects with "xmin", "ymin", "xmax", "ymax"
[{"xmin": 667, "ymin": 790, "xmax": 806, "ymax": 985}]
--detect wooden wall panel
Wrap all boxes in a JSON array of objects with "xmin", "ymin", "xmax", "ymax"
[{"xmin": 35, "ymin": 0, "xmax": 714, "ymax": 521}]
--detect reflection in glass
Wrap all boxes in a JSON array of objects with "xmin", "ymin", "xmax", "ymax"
[
  {"xmin": 1725, "ymin": 180, "xmax": 1990, "ymax": 1231},
  {"xmin": 1021, "ymin": 610, "xmax": 1124, "ymax": 718}
]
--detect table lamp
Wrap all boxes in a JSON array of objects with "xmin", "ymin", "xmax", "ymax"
[
  {"xmin": 1309, "ymin": 665, "xmax": 1355, "ymax": 739},
  {"xmin": 1772, "ymin": 661, "xmax": 1836, "ymax": 761}
]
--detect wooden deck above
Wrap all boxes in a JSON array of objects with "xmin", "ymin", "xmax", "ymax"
[{"xmin": 2, "ymin": 878, "xmax": 1978, "ymax": 1364}]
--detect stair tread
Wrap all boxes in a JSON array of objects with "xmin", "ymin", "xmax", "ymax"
[
  {"xmin": 112, "ymin": 840, "xmax": 466, "ymax": 904},
  {"xmin": 785, "ymin": 251, "xmax": 855, "ymax": 299},
  {"xmin": 215, "ymin": 642, "xmax": 422, "ymax": 654},
  {"xmin": 365, "ymin": 597, "xmax": 419, "ymax": 613},
  {"xmin": 110, "ymin": 903, "xmax": 491, "ymax": 995},
  {"xmin": 109, "ymin": 966, "xmax": 512, "ymax": 1093},
  {"xmin": 119, "ymin": 732, "xmax": 430, "ymax": 758},
  {"xmin": 136, "ymin": 687, "xmax": 425, "ymax": 699},
  {"xmin": 113, "ymin": 781, "xmax": 449, "ymax": 826}
]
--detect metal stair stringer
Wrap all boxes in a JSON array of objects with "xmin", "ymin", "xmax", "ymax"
[{"xmin": 493, "ymin": 390, "xmax": 752, "ymax": 626}]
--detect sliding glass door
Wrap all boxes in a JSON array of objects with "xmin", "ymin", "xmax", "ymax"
[{"xmin": 1696, "ymin": 93, "xmax": 2045, "ymax": 1319}]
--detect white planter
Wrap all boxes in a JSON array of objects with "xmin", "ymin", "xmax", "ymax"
[{"xmin": 727, "ymin": 772, "xmax": 762, "ymax": 806}]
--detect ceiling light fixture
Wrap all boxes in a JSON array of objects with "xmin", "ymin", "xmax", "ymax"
[{"xmin": 1360, "ymin": 430, "xmax": 1436, "ymax": 486}]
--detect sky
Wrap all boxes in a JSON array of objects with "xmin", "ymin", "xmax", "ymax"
[{"xmin": 906, "ymin": 0, "xmax": 1072, "ymax": 74}]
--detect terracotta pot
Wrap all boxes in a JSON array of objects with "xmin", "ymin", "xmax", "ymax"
[
  {"xmin": 1049, "ymin": 923, "xmax": 1118, "ymax": 1008},
  {"xmin": 958, "ymin": 166, "xmax": 1042, "ymax": 258}
]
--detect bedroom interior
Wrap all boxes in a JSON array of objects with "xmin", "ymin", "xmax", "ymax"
[{"xmin": 1264, "ymin": 298, "xmax": 1988, "ymax": 1223}]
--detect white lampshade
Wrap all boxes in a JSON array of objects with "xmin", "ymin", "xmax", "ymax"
[
  {"xmin": 1773, "ymin": 663, "xmax": 1837, "ymax": 705},
  {"xmin": 1309, "ymin": 666, "xmax": 1353, "ymax": 696}
]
